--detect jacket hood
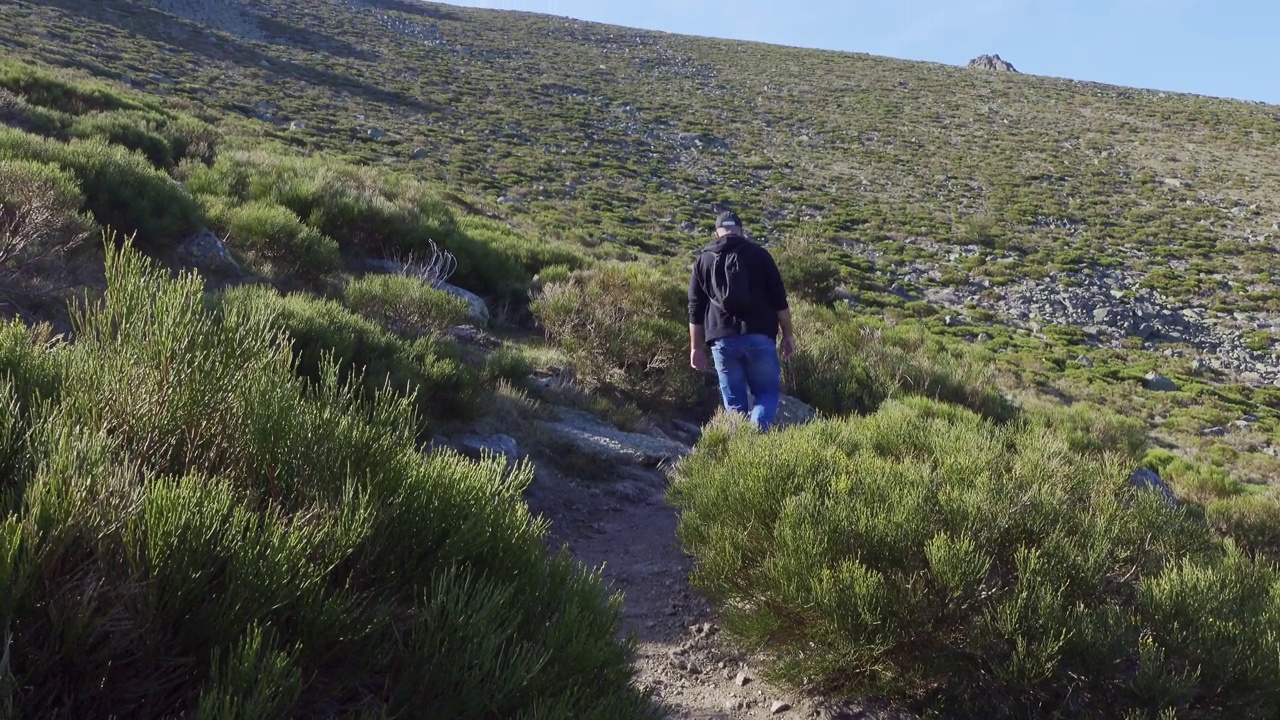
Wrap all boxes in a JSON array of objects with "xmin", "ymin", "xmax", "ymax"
[{"xmin": 701, "ymin": 233, "xmax": 748, "ymax": 254}]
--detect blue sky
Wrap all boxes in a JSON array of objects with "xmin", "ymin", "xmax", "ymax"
[{"xmin": 437, "ymin": 1, "xmax": 1280, "ymax": 105}]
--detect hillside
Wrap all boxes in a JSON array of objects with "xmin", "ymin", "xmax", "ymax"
[
  {"xmin": 6, "ymin": 0, "xmax": 1280, "ymax": 469},
  {"xmin": 2, "ymin": 0, "xmax": 1280, "ymax": 718}
]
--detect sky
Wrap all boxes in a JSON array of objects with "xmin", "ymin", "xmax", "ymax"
[{"xmin": 437, "ymin": 0, "xmax": 1280, "ymax": 105}]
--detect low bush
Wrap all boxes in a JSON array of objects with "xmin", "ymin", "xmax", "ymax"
[
  {"xmin": 1022, "ymin": 399, "xmax": 1149, "ymax": 461},
  {"xmin": 456, "ymin": 214, "xmax": 588, "ymax": 285},
  {"xmin": 1206, "ymin": 494, "xmax": 1280, "ymax": 559},
  {"xmin": 0, "ymin": 318, "xmax": 62, "ymax": 490},
  {"xmin": 218, "ymin": 284, "xmax": 482, "ymax": 429},
  {"xmin": 0, "ymin": 88, "xmax": 71, "ymax": 136},
  {"xmin": 532, "ymin": 261, "xmax": 701, "ymax": 410},
  {"xmin": 0, "ymin": 159, "xmax": 95, "ymax": 288},
  {"xmin": 1143, "ymin": 449, "xmax": 1246, "ymax": 505},
  {"xmin": 670, "ymin": 397, "xmax": 1280, "ymax": 719},
  {"xmin": 483, "ymin": 345, "xmax": 535, "ymax": 386},
  {"xmin": 343, "ymin": 273, "xmax": 472, "ymax": 336},
  {"xmin": 0, "ymin": 243, "xmax": 658, "ymax": 718},
  {"xmin": 224, "ymin": 201, "xmax": 340, "ymax": 281},
  {"xmin": 184, "ymin": 151, "xmax": 537, "ymax": 299},
  {"xmin": 0, "ymin": 62, "xmax": 219, "ymax": 168},
  {"xmin": 0, "ymin": 126, "xmax": 202, "ymax": 251},
  {"xmin": 769, "ymin": 235, "xmax": 842, "ymax": 305},
  {"xmin": 0, "ymin": 60, "xmax": 153, "ymax": 116},
  {"xmin": 69, "ymin": 110, "xmax": 176, "ymax": 169},
  {"xmin": 789, "ymin": 304, "xmax": 1015, "ymax": 420}
]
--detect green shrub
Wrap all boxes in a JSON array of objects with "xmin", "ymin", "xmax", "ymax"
[
  {"xmin": 483, "ymin": 345, "xmax": 534, "ymax": 386},
  {"xmin": 66, "ymin": 110, "xmax": 217, "ymax": 168},
  {"xmin": 789, "ymin": 304, "xmax": 1015, "ymax": 420},
  {"xmin": 457, "ymin": 215, "xmax": 588, "ymax": 282},
  {"xmin": 0, "ymin": 60, "xmax": 152, "ymax": 116},
  {"xmin": 218, "ymin": 285, "xmax": 481, "ymax": 429},
  {"xmin": 0, "ymin": 159, "xmax": 95, "ymax": 287},
  {"xmin": 344, "ymin": 273, "xmax": 472, "ymax": 336},
  {"xmin": 670, "ymin": 397, "xmax": 1279, "ymax": 718},
  {"xmin": 69, "ymin": 110, "xmax": 175, "ymax": 169},
  {"xmin": 1206, "ymin": 494, "xmax": 1280, "ymax": 559},
  {"xmin": 224, "ymin": 201, "xmax": 340, "ymax": 281},
  {"xmin": 770, "ymin": 235, "xmax": 841, "ymax": 305},
  {"xmin": 1022, "ymin": 400, "xmax": 1149, "ymax": 461},
  {"xmin": 1143, "ymin": 450, "xmax": 1246, "ymax": 505},
  {"xmin": 955, "ymin": 214, "xmax": 1003, "ymax": 247},
  {"xmin": 0, "ymin": 243, "xmax": 658, "ymax": 718},
  {"xmin": 0, "ymin": 127, "xmax": 202, "ymax": 251},
  {"xmin": 0, "ymin": 88, "xmax": 71, "ymax": 136},
  {"xmin": 532, "ymin": 262, "xmax": 701, "ymax": 409},
  {"xmin": 0, "ymin": 318, "xmax": 62, "ymax": 491},
  {"xmin": 183, "ymin": 151, "xmax": 579, "ymax": 305}
]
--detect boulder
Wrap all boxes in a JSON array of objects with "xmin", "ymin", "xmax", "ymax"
[
  {"xmin": 439, "ymin": 282, "xmax": 490, "ymax": 326},
  {"xmin": 1143, "ymin": 372, "xmax": 1179, "ymax": 392},
  {"xmin": 453, "ymin": 434, "xmax": 519, "ymax": 464},
  {"xmin": 175, "ymin": 228, "xmax": 240, "ymax": 276},
  {"xmin": 537, "ymin": 408, "xmax": 690, "ymax": 468},
  {"xmin": 742, "ymin": 391, "xmax": 817, "ymax": 430},
  {"xmin": 1128, "ymin": 467, "xmax": 1178, "ymax": 506}
]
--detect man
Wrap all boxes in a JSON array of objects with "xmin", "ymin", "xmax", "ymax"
[{"xmin": 688, "ymin": 210, "xmax": 794, "ymax": 430}]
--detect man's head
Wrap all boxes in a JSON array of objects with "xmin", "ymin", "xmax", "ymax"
[{"xmin": 715, "ymin": 211, "xmax": 744, "ymax": 238}]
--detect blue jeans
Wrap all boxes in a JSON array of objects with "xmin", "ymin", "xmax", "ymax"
[{"xmin": 710, "ymin": 333, "xmax": 781, "ymax": 430}]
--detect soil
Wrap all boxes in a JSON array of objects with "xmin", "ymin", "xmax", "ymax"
[{"xmin": 523, "ymin": 456, "xmax": 920, "ymax": 720}]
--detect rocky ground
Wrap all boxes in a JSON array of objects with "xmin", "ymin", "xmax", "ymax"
[{"xmin": 836, "ymin": 237, "xmax": 1280, "ymax": 385}]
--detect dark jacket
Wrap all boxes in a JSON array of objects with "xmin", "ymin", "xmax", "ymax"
[{"xmin": 688, "ymin": 235, "xmax": 789, "ymax": 345}]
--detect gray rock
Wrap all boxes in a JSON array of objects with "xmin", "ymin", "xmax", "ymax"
[
  {"xmin": 770, "ymin": 700, "xmax": 792, "ymax": 714},
  {"xmin": 740, "ymin": 392, "xmax": 817, "ymax": 430},
  {"xmin": 454, "ymin": 434, "xmax": 519, "ymax": 464},
  {"xmin": 1201, "ymin": 427, "xmax": 1227, "ymax": 437},
  {"xmin": 1075, "ymin": 355, "xmax": 1094, "ymax": 368},
  {"xmin": 1129, "ymin": 467, "xmax": 1178, "ymax": 506},
  {"xmin": 175, "ymin": 228, "xmax": 240, "ymax": 276},
  {"xmin": 411, "ymin": 147, "xmax": 429, "ymax": 160},
  {"xmin": 671, "ymin": 419, "xmax": 703, "ymax": 438},
  {"xmin": 967, "ymin": 54, "xmax": 1018, "ymax": 72},
  {"xmin": 1143, "ymin": 372, "xmax": 1179, "ymax": 392},
  {"xmin": 439, "ymin": 282, "xmax": 490, "ymax": 325},
  {"xmin": 537, "ymin": 408, "xmax": 690, "ymax": 468}
]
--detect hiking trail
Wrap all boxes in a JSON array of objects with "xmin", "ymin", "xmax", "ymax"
[{"xmin": 519, "ymin": 412, "xmax": 919, "ymax": 720}]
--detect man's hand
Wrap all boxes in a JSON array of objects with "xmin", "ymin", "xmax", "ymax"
[
  {"xmin": 780, "ymin": 333, "xmax": 795, "ymax": 361},
  {"xmin": 691, "ymin": 346, "xmax": 708, "ymax": 371}
]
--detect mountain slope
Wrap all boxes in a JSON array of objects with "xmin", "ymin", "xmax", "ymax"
[
  {"xmin": 5, "ymin": 2, "xmax": 1280, "ymax": 717},
  {"xmin": 3, "ymin": 0, "xmax": 1280, "ymax": 465}
]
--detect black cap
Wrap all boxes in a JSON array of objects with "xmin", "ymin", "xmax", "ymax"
[{"xmin": 716, "ymin": 211, "xmax": 742, "ymax": 230}]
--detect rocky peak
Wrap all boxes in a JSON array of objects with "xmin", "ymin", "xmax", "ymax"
[{"xmin": 967, "ymin": 54, "xmax": 1018, "ymax": 73}]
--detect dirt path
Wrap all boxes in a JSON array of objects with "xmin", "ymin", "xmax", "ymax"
[{"xmin": 524, "ymin": 460, "xmax": 915, "ymax": 720}]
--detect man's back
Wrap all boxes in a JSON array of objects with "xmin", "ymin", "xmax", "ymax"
[{"xmin": 688, "ymin": 234, "xmax": 788, "ymax": 345}]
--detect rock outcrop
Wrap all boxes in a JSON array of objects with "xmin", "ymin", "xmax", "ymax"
[
  {"xmin": 439, "ymin": 283, "xmax": 490, "ymax": 326},
  {"xmin": 175, "ymin": 228, "xmax": 241, "ymax": 277},
  {"xmin": 538, "ymin": 408, "xmax": 691, "ymax": 468},
  {"xmin": 967, "ymin": 54, "xmax": 1018, "ymax": 73}
]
